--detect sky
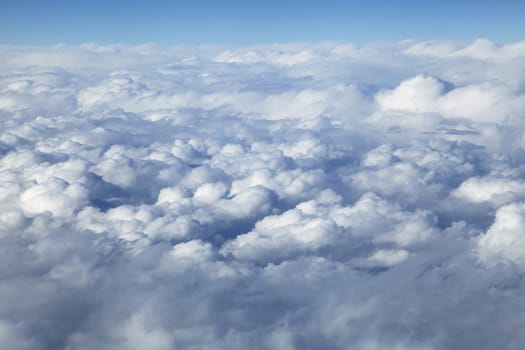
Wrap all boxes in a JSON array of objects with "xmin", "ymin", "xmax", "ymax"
[
  {"xmin": 1, "ymin": 0, "xmax": 525, "ymax": 44},
  {"xmin": 2, "ymin": 2, "xmax": 525, "ymax": 349}
]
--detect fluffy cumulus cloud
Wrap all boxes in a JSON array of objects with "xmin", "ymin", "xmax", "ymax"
[{"xmin": 1, "ymin": 39, "xmax": 525, "ymax": 349}]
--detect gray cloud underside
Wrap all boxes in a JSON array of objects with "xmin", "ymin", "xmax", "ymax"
[{"xmin": 1, "ymin": 39, "xmax": 525, "ymax": 349}]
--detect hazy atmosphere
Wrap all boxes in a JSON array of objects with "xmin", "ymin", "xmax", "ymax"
[{"xmin": 1, "ymin": 1, "xmax": 525, "ymax": 349}]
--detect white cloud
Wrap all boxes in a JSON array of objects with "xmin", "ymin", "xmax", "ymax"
[
  {"xmin": 453, "ymin": 176, "xmax": 525, "ymax": 204},
  {"xmin": 405, "ymin": 38, "xmax": 525, "ymax": 61},
  {"xmin": 375, "ymin": 74, "xmax": 525, "ymax": 124},
  {"xmin": 221, "ymin": 191, "xmax": 435, "ymax": 264},
  {"xmin": 364, "ymin": 249, "xmax": 410, "ymax": 267},
  {"xmin": 1, "ymin": 40, "xmax": 525, "ymax": 349},
  {"xmin": 477, "ymin": 203, "xmax": 525, "ymax": 267},
  {"xmin": 213, "ymin": 48, "xmax": 317, "ymax": 66},
  {"xmin": 376, "ymin": 75, "xmax": 445, "ymax": 113},
  {"xmin": 19, "ymin": 178, "xmax": 88, "ymax": 218}
]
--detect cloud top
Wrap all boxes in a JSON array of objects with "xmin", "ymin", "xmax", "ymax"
[{"xmin": 1, "ymin": 40, "xmax": 525, "ymax": 349}]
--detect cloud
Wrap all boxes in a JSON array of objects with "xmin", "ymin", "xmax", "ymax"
[
  {"xmin": 375, "ymin": 74, "xmax": 525, "ymax": 124},
  {"xmin": 221, "ymin": 191, "xmax": 436, "ymax": 264},
  {"xmin": 1, "ymin": 40, "xmax": 525, "ymax": 349},
  {"xmin": 20, "ymin": 180, "xmax": 87, "ymax": 218},
  {"xmin": 213, "ymin": 48, "xmax": 317, "ymax": 66},
  {"xmin": 477, "ymin": 203, "xmax": 525, "ymax": 267},
  {"xmin": 376, "ymin": 75, "xmax": 445, "ymax": 113},
  {"xmin": 452, "ymin": 176, "xmax": 525, "ymax": 205},
  {"xmin": 405, "ymin": 38, "xmax": 525, "ymax": 61}
]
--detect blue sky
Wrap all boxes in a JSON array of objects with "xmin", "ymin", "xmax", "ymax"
[{"xmin": 1, "ymin": 0, "xmax": 524, "ymax": 45}]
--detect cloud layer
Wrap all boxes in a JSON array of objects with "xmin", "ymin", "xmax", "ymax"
[{"xmin": 1, "ymin": 39, "xmax": 525, "ymax": 349}]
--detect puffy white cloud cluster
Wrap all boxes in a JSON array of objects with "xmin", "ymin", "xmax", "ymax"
[{"xmin": 1, "ymin": 39, "xmax": 525, "ymax": 349}]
